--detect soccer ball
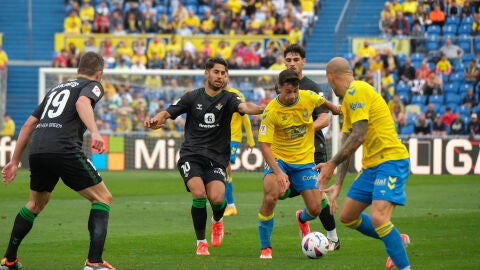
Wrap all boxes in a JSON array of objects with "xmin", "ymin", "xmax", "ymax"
[{"xmin": 301, "ymin": 232, "xmax": 329, "ymax": 259}]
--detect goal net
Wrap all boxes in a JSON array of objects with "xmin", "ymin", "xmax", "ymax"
[{"xmin": 38, "ymin": 68, "xmax": 339, "ymax": 171}]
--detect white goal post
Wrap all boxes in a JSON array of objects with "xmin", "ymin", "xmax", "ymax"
[{"xmin": 38, "ymin": 68, "xmax": 340, "ymax": 164}]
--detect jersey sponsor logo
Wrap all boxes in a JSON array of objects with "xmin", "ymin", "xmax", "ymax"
[
  {"xmin": 349, "ymin": 102, "xmax": 365, "ymax": 111},
  {"xmin": 196, "ymin": 104, "xmax": 203, "ymax": 110},
  {"xmin": 92, "ymin": 85, "xmax": 101, "ymax": 97},
  {"xmin": 215, "ymin": 103, "xmax": 223, "ymax": 110},
  {"xmin": 260, "ymin": 124, "xmax": 267, "ymax": 135}
]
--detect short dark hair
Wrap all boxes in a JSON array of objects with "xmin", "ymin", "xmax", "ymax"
[
  {"xmin": 278, "ymin": 69, "xmax": 300, "ymax": 86},
  {"xmin": 283, "ymin": 44, "xmax": 306, "ymax": 58},
  {"xmin": 205, "ymin": 57, "xmax": 228, "ymax": 72},
  {"xmin": 78, "ymin": 52, "xmax": 104, "ymax": 76}
]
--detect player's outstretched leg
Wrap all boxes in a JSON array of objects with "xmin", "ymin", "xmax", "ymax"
[
  {"xmin": 224, "ymin": 175, "xmax": 238, "ymax": 216},
  {"xmin": 319, "ymin": 198, "xmax": 340, "ymax": 250},
  {"xmin": 84, "ymin": 202, "xmax": 115, "ymax": 270},
  {"xmin": 385, "ymin": 233, "xmax": 410, "ymax": 270}
]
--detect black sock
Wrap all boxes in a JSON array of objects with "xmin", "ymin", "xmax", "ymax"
[
  {"xmin": 5, "ymin": 206, "xmax": 36, "ymax": 261},
  {"xmin": 210, "ymin": 199, "xmax": 227, "ymax": 222},
  {"xmin": 191, "ymin": 198, "xmax": 207, "ymax": 240},
  {"xmin": 319, "ymin": 203, "xmax": 336, "ymax": 231},
  {"xmin": 87, "ymin": 202, "xmax": 110, "ymax": 263}
]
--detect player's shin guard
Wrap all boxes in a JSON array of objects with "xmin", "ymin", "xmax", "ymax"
[
  {"xmin": 88, "ymin": 202, "xmax": 110, "ymax": 263},
  {"xmin": 192, "ymin": 197, "xmax": 208, "ymax": 240},
  {"xmin": 258, "ymin": 213, "xmax": 274, "ymax": 249},
  {"xmin": 343, "ymin": 212, "xmax": 380, "ymax": 239},
  {"xmin": 376, "ymin": 222, "xmax": 410, "ymax": 269},
  {"xmin": 5, "ymin": 206, "xmax": 36, "ymax": 261},
  {"xmin": 210, "ymin": 199, "xmax": 227, "ymax": 222}
]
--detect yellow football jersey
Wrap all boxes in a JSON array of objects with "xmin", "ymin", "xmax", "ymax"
[
  {"xmin": 258, "ymin": 90, "xmax": 325, "ymax": 164},
  {"xmin": 228, "ymin": 87, "xmax": 254, "ymax": 145},
  {"xmin": 341, "ymin": 80, "xmax": 409, "ymax": 169}
]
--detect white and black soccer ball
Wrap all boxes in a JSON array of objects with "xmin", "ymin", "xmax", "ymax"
[{"xmin": 301, "ymin": 232, "xmax": 329, "ymax": 259}]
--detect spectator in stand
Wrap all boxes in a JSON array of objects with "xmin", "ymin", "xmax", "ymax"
[
  {"xmin": 242, "ymin": 46, "xmax": 260, "ymax": 68},
  {"xmin": 131, "ymin": 47, "xmax": 147, "ymax": 67},
  {"xmin": 424, "ymin": 103, "xmax": 437, "ymax": 122},
  {"xmin": 179, "ymin": 50, "xmax": 197, "ymax": 69},
  {"xmin": 64, "ymin": 10, "xmax": 82, "ymax": 34},
  {"xmin": 380, "ymin": 2, "xmax": 396, "ymax": 21},
  {"xmin": 67, "ymin": 42, "xmax": 80, "ymax": 60},
  {"xmin": 388, "ymin": 93, "xmax": 405, "ymax": 114},
  {"xmin": 439, "ymin": 37, "xmax": 463, "ymax": 68},
  {"xmin": 214, "ymin": 12, "xmax": 232, "ymax": 35},
  {"xmin": 423, "ymin": 72, "xmax": 443, "ymax": 104},
  {"xmin": 93, "ymin": 11, "xmax": 110, "ymax": 33},
  {"xmin": 166, "ymin": 35, "xmax": 182, "ymax": 57},
  {"xmin": 0, "ymin": 45, "xmax": 8, "ymax": 71},
  {"xmin": 383, "ymin": 49, "xmax": 400, "ymax": 73},
  {"xmin": 379, "ymin": 11, "xmax": 394, "ymax": 36},
  {"xmin": 114, "ymin": 58, "xmax": 130, "ymax": 71},
  {"xmin": 472, "ymin": 12, "xmax": 480, "ymax": 35},
  {"xmin": 185, "ymin": 8, "xmax": 201, "ymax": 33},
  {"xmin": 435, "ymin": 53, "xmax": 452, "ymax": 77},
  {"xmin": 381, "ymin": 69, "xmax": 395, "ymax": 99},
  {"xmin": 416, "ymin": 59, "xmax": 431, "ymax": 80},
  {"xmin": 156, "ymin": 12, "xmax": 170, "ymax": 34},
  {"xmin": 355, "ymin": 40, "xmax": 376, "ymax": 65},
  {"xmin": 403, "ymin": 0, "xmax": 419, "ymax": 16},
  {"xmin": 467, "ymin": 113, "xmax": 480, "ymax": 139},
  {"xmin": 147, "ymin": 37, "xmax": 166, "ymax": 61},
  {"xmin": 143, "ymin": 11, "xmax": 157, "ymax": 33},
  {"xmin": 464, "ymin": 59, "xmax": 478, "ymax": 84},
  {"xmin": 164, "ymin": 49, "xmax": 181, "ymax": 69},
  {"xmin": 462, "ymin": 88, "xmax": 478, "ymax": 108},
  {"xmin": 392, "ymin": 103, "xmax": 407, "ymax": 133},
  {"xmin": 391, "ymin": 0, "xmax": 403, "ymax": 13},
  {"xmin": 398, "ymin": 56, "xmax": 416, "ymax": 83},
  {"xmin": 96, "ymin": 0, "xmax": 110, "ymax": 17},
  {"xmin": 413, "ymin": 5, "xmax": 428, "ymax": 27},
  {"xmin": 216, "ymin": 40, "xmax": 233, "ymax": 60},
  {"xmin": 448, "ymin": 0, "xmax": 462, "ymax": 17},
  {"xmin": 84, "ymin": 37, "xmax": 99, "ymax": 53},
  {"xmin": 52, "ymin": 49, "xmax": 69, "ymax": 68},
  {"xmin": 432, "ymin": 113, "xmax": 448, "ymax": 136},
  {"xmin": 414, "ymin": 113, "xmax": 432, "ymax": 135},
  {"xmin": 79, "ymin": 0, "xmax": 95, "ymax": 23},
  {"xmin": 176, "ymin": 21, "xmax": 192, "ymax": 36},
  {"xmin": 449, "ymin": 112, "xmax": 467, "ymax": 135},
  {"xmin": 429, "ymin": 3, "xmax": 446, "ymax": 27},
  {"xmin": 410, "ymin": 22, "xmax": 426, "ymax": 53},
  {"xmin": 461, "ymin": 1, "xmax": 473, "ymax": 19},
  {"xmin": 353, "ymin": 61, "xmax": 366, "ymax": 80},
  {"xmin": 392, "ymin": 11, "xmax": 410, "ymax": 36},
  {"xmin": 172, "ymin": 2, "xmax": 188, "ymax": 23},
  {"xmin": 200, "ymin": 8, "xmax": 216, "ymax": 34},
  {"xmin": 100, "ymin": 38, "xmax": 115, "ymax": 66},
  {"xmin": 115, "ymin": 41, "xmax": 133, "ymax": 62},
  {"xmin": 369, "ymin": 54, "xmax": 384, "ymax": 73},
  {"xmin": 268, "ymin": 55, "xmax": 284, "ymax": 70},
  {"xmin": 109, "ymin": 9, "xmax": 123, "ymax": 31},
  {"xmin": 441, "ymin": 106, "xmax": 456, "ymax": 127},
  {"xmin": 116, "ymin": 111, "xmax": 133, "ymax": 133},
  {"xmin": 260, "ymin": 48, "xmax": 276, "ymax": 69},
  {"xmin": 0, "ymin": 113, "xmax": 15, "ymax": 137},
  {"xmin": 124, "ymin": 12, "xmax": 143, "ymax": 33}
]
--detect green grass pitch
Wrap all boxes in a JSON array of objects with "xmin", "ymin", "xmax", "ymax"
[{"xmin": 0, "ymin": 170, "xmax": 479, "ymax": 269}]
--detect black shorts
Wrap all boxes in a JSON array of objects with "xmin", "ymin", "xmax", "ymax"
[
  {"xmin": 29, "ymin": 153, "xmax": 103, "ymax": 192},
  {"xmin": 177, "ymin": 156, "xmax": 227, "ymax": 192}
]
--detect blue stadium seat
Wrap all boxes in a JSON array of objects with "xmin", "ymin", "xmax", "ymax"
[
  {"xmin": 462, "ymin": 53, "xmax": 475, "ymax": 65},
  {"xmin": 458, "ymin": 105, "xmax": 471, "ymax": 116},
  {"xmin": 458, "ymin": 35, "xmax": 472, "ymax": 53},
  {"xmin": 449, "ymin": 72, "xmax": 465, "ymax": 84},
  {"xmin": 444, "ymin": 83, "xmax": 459, "ymax": 94},
  {"xmin": 460, "ymin": 15, "xmax": 474, "ymax": 26},
  {"xmin": 445, "ymin": 93, "xmax": 462, "ymax": 105},
  {"xmin": 411, "ymin": 95, "xmax": 426, "ymax": 105},
  {"xmin": 343, "ymin": 52, "xmax": 356, "ymax": 62},
  {"xmin": 457, "ymin": 24, "xmax": 473, "ymax": 36},
  {"xmin": 446, "ymin": 16, "xmax": 460, "ymax": 26},
  {"xmin": 400, "ymin": 123, "xmax": 414, "ymax": 135},
  {"xmin": 396, "ymin": 82, "xmax": 411, "ymax": 93},
  {"xmin": 429, "ymin": 94, "xmax": 444, "ymax": 106},
  {"xmin": 442, "ymin": 25, "xmax": 458, "ymax": 36},
  {"xmin": 427, "ymin": 25, "xmax": 441, "ymax": 36},
  {"xmin": 458, "ymin": 83, "xmax": 474, "ymax": 94},
  {"xmin": 411, "ymin": 52, "xmax": 425, "ymax": 62},
  {"xmin": 426, "ymin": 35, "xmax": 440, "ymax": 51},
  {"xmin": 396, "ymin": 53, "xmax": 407, "ymax": 66},
  {"xmin": 474, "ymin": 36, "xmax": 480, "ymax": 54}
]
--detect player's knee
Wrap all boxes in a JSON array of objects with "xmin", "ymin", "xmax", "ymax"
[{"xmin": 306, "ymin": 206, "xmax": 321, "ymax": 217}]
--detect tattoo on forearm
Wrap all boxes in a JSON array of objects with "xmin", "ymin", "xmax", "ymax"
[{"xmin": 332, "ymin": 120, "xmax": 368, "ymax": 167}]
